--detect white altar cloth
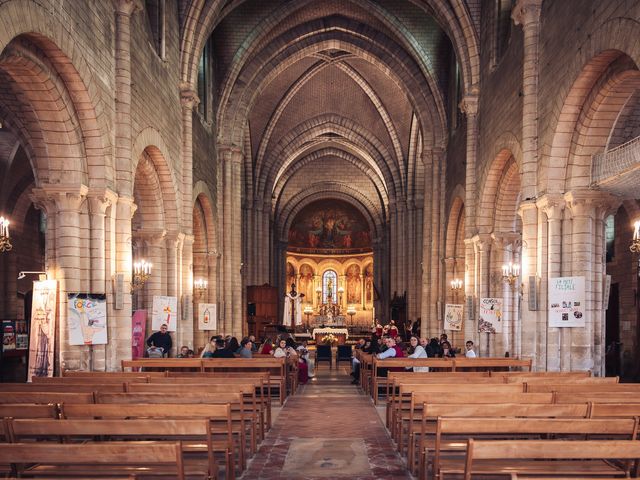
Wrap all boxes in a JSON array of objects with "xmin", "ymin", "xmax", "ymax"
[{"xmin": 312, "ymin": 327, "xmax": 349, "ymax": 339}]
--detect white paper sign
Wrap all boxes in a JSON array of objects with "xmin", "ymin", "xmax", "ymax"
[
  {"xmin": 152, "ymin": 296, "xmax": 178, "ymax": 331},
  {"xmin": 444, "ymin": 304, "xmax": 463, "ymax": 331},
  {"xmin": 478, "ymin": 297, "xmax": 503, "ymax": 333},
  {"xmin": 549, "ymin": 276, "xmax": 585, "ymax": 327},
  {"xmin": 198, "ymin": 303, "xmax": 217, "ymax": 330},
  {"xmin": 68, "ymin": 293, "xmax": 107, "ymax": 345}
]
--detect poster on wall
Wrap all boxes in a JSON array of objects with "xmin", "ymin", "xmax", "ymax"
[
  {"xmin": 28, "ymin": 280, "xmax": 58, "ymax": 380},
  {"xmin": 67, "ymin": 294, "xmax": 107, "ymax": 345},
  {"xmin": 549, "ymin": 276, "xmax": 585, "ymax": 327},
  {"xmin": 131, "ymin": 310, "xmax": 147, "ymax": 360},
  {"xmin": 478, "ymin": 297, "xmax": 503, "ymax": 333},
  {"xmin": 2, "ymin": 320, "xmax": 16, "ymax": 351},
  {"xmin": 198, "ymin": 303, "xmax": 217, "ymax": 331},
  {"xmin": 444, "ymin": 304, "xmax": 463, "ymax": 331},
  {"xmin": 152, "ymin": 296, "xmax": 178, "ymax": 331}
]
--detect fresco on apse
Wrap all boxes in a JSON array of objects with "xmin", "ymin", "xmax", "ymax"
[{"xmin": 288, "ymin": 199, "xmax": 372, "ymax": 254}]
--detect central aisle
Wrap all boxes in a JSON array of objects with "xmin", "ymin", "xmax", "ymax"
[{"xmin": 240, "ymin": 365, "xmax": 413, "ymax": 479}]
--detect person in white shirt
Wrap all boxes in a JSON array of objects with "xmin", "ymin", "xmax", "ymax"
[
  {"xmin": 406, "ymin": 336, "xmax": 429, "ymax": 372},
  {"xmin": 465, "ymin": 340, "xmax": 477, "ymax": 358}
]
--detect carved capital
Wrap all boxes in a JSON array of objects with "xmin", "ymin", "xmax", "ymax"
[
  {"xmin": 536, "ymin": 194, "xmax": 565, "ymax": 221},
  {"xmin": 180, "ymin": 86, "xmax": 200, "ymax": 110},
  {"xmin": 87, "ymin": 188, "xmax": 118, "ymax": 216},
  {"xmin": 114, "ymin": 0, "xmax": 143, "ymax": 16},
  {"xmin": 218, "ymin": 144, "xmax": 243, "ymax": 164},
  {"xmin": 512, "ymin": 0, "xmax": 543, "ymax": 27},
  {"xmin": 459, "ymin": 92, "xmax": 479, "ymax": 117},
  {"xmin": 491, "ymin": 231, "xmax": 521, "ymax": 249},
  {"xmin": 31, "ymin": 184, "xmax": 88, "ymax": 214}
]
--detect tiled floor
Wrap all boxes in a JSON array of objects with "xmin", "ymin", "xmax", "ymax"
[{"xmin": 240, "ymin": 365, "xmax": 412, "ymax": 479}]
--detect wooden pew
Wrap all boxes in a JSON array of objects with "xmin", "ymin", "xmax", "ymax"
[
  {"xmin": 556, "ymin": 392, "xmax": 640, "ymax": 404},
  {"xmin": 33, "ymin": 375, "xmax": 150, "ymax": 384},
  {"xmin": 493, "ymin": 370, "xmax": 591, "ymax": 378},
  {"xmin": 0, "ymin": 404, "xmax": 58, "ymax": 419},
  {"xmin": 454, "ymin": 439, "xmax": 640, "ymax": 480},
  {"xmin": 431, "ymin": 417, "xmax": 638, "ymax": 480},
  {"xmin": 8, "ymin": 418, "xmax": 218, "ymax": 479},
  {"xmin": 408, "ymin": 403, "xmax": 590, "ymax": 476},
  {"xmin": 0, "ymin": 392, "xmax": 94, "ymax": 404},
  {"xmin": 0, "ymin": 442, "xmax": 185, "ymax": 479},
  {"xmin": 0, "ymin": 383, "xmax": 125, "ymax": 393},
  {"xmin": 590, "ymin": 403, "xmax": 640, "ymax": 418},
  {"xmin": 96, "ymin": 392, "xmax": 252, "ymax": 472},
  {"xmin": 63, "ymin": 370, "xmax": 165, "ymax": 377},
  {"xmin": 121, "ymin": 358, "xmax": 203, "ymax": 372},
  {"xmin": 526, "ymin": 382, "xmax": 639, "ymax": 393},
  {"xmin": 504, "ymin": 375, "xmax": 614, "ymax": 384},
  {"xmin": 453, "ymin": 357, "xmax": 532, "ymax": 372}
]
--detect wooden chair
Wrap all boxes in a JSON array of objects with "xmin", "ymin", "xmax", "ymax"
[
  {"xmin": 315, "ymin": 345, "xmax": 332, "ymax": 369},
  {"xmin": 335, "ymin": 345, "xmax": 353, "ymax": 369}
]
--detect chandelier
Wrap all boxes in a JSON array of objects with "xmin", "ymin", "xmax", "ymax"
[
  {"xmin": 630, "ymin": 221, "xmax": 640, "ymax": 253},
  {"xmin": 131, "ymin": 259, "xmax": 152, "ymax": 292},
  {"xmin": 0, "ymin": 216, "xmax": 12, "ymax": 252},
  {"xmin": 450, "ymin": 278, "xmax": 463, "ymax": 291},
  {"xmin": 194, "ymin": 278, "xmax": 208, "ymax": 294}
]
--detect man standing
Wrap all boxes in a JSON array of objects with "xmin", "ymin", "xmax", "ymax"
[
  {"xmin": 283, "ymin": 283, "xmax": 304, "ymax": 328},
  {"xmin": 146, "ymin": 324, "xmax": 172, "ymax": 357}
]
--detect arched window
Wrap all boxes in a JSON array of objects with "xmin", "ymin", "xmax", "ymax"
[{"xmin": 322, "ymin": 270, "xmax": 338, "ymax": 304}]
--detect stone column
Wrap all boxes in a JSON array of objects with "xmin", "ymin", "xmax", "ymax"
[
  {"xmin": 114, "ymin": 0, "xmax": 140, "ymax": 195},
  {"xmin": 512, "ymin": 0, "xmax": 542, "ymax": 200},
  {"xmin": 475, "ymin": 235, "xmax": 491, "ymax": 355},
  {"xmin": 420, "ymin": 150, "xmax": 433, "ymax": 338},
  {"xmin": 31, "ymin": 185, "xmax": 88, "ymax": 371},
  {"xmin": 430, "ymin": 149, "xmax": 444, "ymax": 335},
  {"xmin": 262, "ymin": 201, "xmax": 271, "ymax": 284},
  {"xmin": 537, "ymin": 195, "xmax": 564, "ymax": 371},
  {"xmin": 518, "ymin": 200, "xmax": 538, "ymax": 367},
  {"xmin": 181, "ymin": 234, "xmax": 194, "ymax": 349}
]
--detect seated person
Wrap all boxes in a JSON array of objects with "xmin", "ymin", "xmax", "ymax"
[
  {"xmin": 238, "ymin": 337, "xmax": 253, "ymax": 358},
  {"xmin": 465, "ymin": 340, "xmax": 477, "ymax": 358},
  {"xmin": 200, "ymin": 336, "xmax": 217, "ymax": 358},
  {"xmin": 177, "ymin": 345, "xmax": 190, "ymax": 358},
  {"xmin": 259, "ymin": 337, "xmax": 273, "ymax": 354},
  {"xmin": 212, "ymin": 338, "xmax": 235, "ymax": 358}
]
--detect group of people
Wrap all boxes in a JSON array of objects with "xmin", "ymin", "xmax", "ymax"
[
  {"xmin": 350, "ymin": 328, "xmax": 477, "ymax": 383},
  {"xmin": 199, "ymin": 335, "xmax": 255, "ymax": 358},
  {"xmin": 260, "ymin": 335, "xmax": 315, "ymax": 385}
]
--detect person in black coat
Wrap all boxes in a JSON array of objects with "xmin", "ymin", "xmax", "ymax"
[{"xmin": 146, "ymin": 324, "xmax": 172, "ymax": 357}]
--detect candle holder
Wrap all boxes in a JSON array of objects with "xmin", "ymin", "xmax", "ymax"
[
  {"xmin": 450, "ymin": 278, "xmax": 463, "ymax": 291},
  {"xmin": 630, "ymin": 221, "xmax": 640, "ymax": 253},
  {"xmin": 131, "ymin": 259, "xmax": 152, "ymax": 292},
  {"xmin": 502, "ymin": 262, "xmax": 520, "ymax": 287},
  {"xmin": 194, "ymin": 278, "xmax": 208, "ymax": 295},
  {"xmin": 0, "ymin": 216, "xmax": 12, "ymax": 253}
]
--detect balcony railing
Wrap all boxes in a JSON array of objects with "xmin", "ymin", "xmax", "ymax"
[{"xmin": 592, "ymin": 135, "xmax": 640, "ymax": 196}]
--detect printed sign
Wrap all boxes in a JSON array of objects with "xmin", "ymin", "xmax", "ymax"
[
  {"xmin": 549, "ymin": 276, "xmax": 585, "ymax": 327},
  {"xmin": 152, "ymin": 296, "xmax": 178, "ymax": 331},
  {"xmin": 28, "ymin": 280, "xmax": 58, "ymax": 380},
  {"xmin": 478, "ymin": 297, "xmax": 503, "ymax": 333},
  {"xmin": 444, "ymin": 304, "xmax": 463, "ymax": 331},
  {"xmin": 131, "ymin": 310, "xmax": 147, "ymax": 360},
  {"xmin": 67, "ymin": 294, "xmax": 107, "ymax": 345},
  {"xmin": 2, "ymin": 320, "xmax": 16, "ymax": 351},
  {"xmin": 198, "ymin": 303, "xmax": 217, "ymax": 331}
]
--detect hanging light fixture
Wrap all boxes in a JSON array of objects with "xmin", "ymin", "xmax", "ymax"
[{"xmin": 0, "ymin": 216, "xmax": 12, "ymax": 252}]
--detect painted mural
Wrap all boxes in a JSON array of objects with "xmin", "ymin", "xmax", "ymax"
[{"xmin": 288, "ymin": 199, "xmax": 372, "ymax": 254}]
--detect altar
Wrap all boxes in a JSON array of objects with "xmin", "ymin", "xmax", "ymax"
[
  {"xmin": 312, "ymin": 327, "xmax": 349, "ymax": 345},
  {"xmin": 310, "ymin": 315, "xmax": 346, "ymax": 327}
]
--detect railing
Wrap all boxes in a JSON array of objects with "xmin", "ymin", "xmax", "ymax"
[{"xmin": 592, "ymin": 135, "xmax": 640, "ymax": 185}]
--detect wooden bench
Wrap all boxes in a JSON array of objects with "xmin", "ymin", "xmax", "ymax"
[
  {"xmin": 0, "ymin": 442, "xmax": 185, "ymax": 479},
  {"xmin": 408, "ymin": 403, "xmax": 591, "ymax": 476},
  {"xmin": 454, "ymin": 439, "xmax": 640, "ymax": 480},
  {"xmin": 8, "ymin": 418, "xmax": 219, "ymax": 479},
  {"xmin": 453, "ymin": 357, "xmax": 532, "ymax": 372},
  {"xmin": 33, "ymin": 375, "xmax": 151, "ymax": 384},
  {"xmin": 57, "ymin": 404, "xmax": 235, "ymax": 480},
  {"xmin": 63, "ymin": 370, "xmax": 165, "ymax": 377},
  {"xmin": 121, "ymin": 359, "xmax": 203, "ymax": 372},
  {"xmin": 526, "ymin": 382, "xmax": 639, "ymax": 393},
  {"xmin": 1, "ymin": 382, "xmax": 125, "ymax": 393},
  {"xmin": 590, "ymin": 402, "xmax": 640, "ymax": 418},
  {"xmin": 0, "ymin": 404, "xmax": 58, "ymax": 419},
  {"xmin": 430, "ymin": 417, "xmax": 638, "ymax": 480},
  {"xmin": 0, "ymin": 392, "xmax": 94, "ymax": 404}
]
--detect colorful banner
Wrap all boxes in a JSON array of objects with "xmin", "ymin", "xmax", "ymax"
[
  {"xmin": 131, "ymin": 310, "xmax": 147, "ymax": 360},
  {"xmin": 478, "ymin": 297, "xmax": 503, "ymax": 333},
  {"xmin": 2, "ymin": 320, "xmax": 16, "ymax": 351},
  {"xmin": 28, "ymin": 280, "xmax": 58, "ymax": 380},
  {"xmin": 67, "ymin": 294, "xmax": 107, "ymax": 345},
  {"xmin": 549, "ymin": 276, "xmax": 585, "ymax": 327},
  {"xmin": 444, "ymin": 304, "xmax": 463, "ymax": 331},
  {"xmin": 152, "ymin": 296, "xmax": 178, "ymax": 331},
  {"xmin": 198, "ymin": 303, "xmax": 217, "ymax": 331}
]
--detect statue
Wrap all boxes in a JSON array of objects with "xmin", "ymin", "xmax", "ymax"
[{"xmin": 283, "ymin": 283, "xmax": 304, "ymax": 328}]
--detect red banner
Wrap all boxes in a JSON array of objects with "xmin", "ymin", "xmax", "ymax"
[{"xmin": 131, "ymin": 310, "xmax": 147, "ymax": 360}]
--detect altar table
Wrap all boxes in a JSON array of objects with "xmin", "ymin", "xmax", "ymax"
[{"xmin": 312, "ymin": 327, "xmax": 349, "ymax": 345}]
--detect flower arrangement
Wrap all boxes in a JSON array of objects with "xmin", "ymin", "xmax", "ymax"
[{"xmin": 321, "ymin": 333, "xmax": 338, "ymax": 345}]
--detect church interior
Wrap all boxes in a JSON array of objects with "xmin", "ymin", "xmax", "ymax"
[{"xmin": 1, "ymin": 0, "xmax": 640, "ymax": 478}]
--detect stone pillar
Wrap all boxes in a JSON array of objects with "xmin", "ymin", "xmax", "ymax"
[
  {"xmin": 430, "ymin": 149, "xmax": 444, "ymax": 335},
  {"xmin": 180, "ymin": 87, "xmax": 199, "ymax": 233},
  {"xmin": 537, "ymin": 195, "xmax": 565, "ymax": 371},
  {"xmin": 262, "ymin": 201, "xmax": 271, "ymax": 284},
  {"xmin": 475, "ymin": 235, "xmax": 491, "ymax": 355},
  {"xmin": 181, "ymin": 234, "xmax": 194, "ymax": 349},
  {"xmin": 512, "ymin": 0, "xmax": 542, "ymax": 200},
  {"xmin": 518, "ymin": 200, "xmax": 538, "ymax": 367},
  {"xmin": 31, "ymin": 185, "xmax": 88, "ymax": 371},
  {"xmin": 114, "ymin": 0, "xmax": 140, "ymax": 195},
  {"xmin": 420, "ymin": 150, "xmax": 433, "ymax": 338}
]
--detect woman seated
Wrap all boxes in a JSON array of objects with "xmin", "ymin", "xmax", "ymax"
[
  {"xmin": 406, "ymin": 336, "xmax": 429, "ymax": 372},
  {"xmin": 259, "ymin": 337, "xmax": 273, "ymax": 354},
  {"xmin": 200, "ymin": 336, "xmax": 217, "ymax": 358}
]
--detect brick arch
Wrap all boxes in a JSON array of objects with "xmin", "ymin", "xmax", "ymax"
[
  {"xmin": 277, "ymin": 184, "xmax": 384, "ymax": 243},
  {"xmin": 181, "ymin": 0, "xmax": 478, "ymax": 106},
  {"xmin": 541, "ymin": 17, "xmax": 640, "ymax": 194},
  {"xmin": 477, "ymin": 149, "xmax": 519, "ymax": 234},
  {"xmin": 259, "ymin": 114, "xmax": 398, "ymax": 201},
  {"xmin": 567, "ymin": 66, "xmax": 640, "ymax": 191},
  {"xmin": 0, "ymin": 1, "xmax": 112, "ymax": 185},
  {"xmin": 217, "ymin": 19, "xmax": 443, "ymax": 150},
  {"xmin": 273, "ymin": 147, "xmax": 389, "ymax": 207},
  {"xmin": 131, "ymin": 129, "xmax": 181, "ymax": 233},
  {"xmin": 193, "ymin": 190, "xmax": 218, "ymax": 255},
  {"xmin": 494, "ymin": 162, "xmax": 521, "ymax": 233}
]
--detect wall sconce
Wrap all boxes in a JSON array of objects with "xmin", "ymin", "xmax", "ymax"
[
  {"xmin": 303, "ymin": 305, "xmax": 314, "ymax": 325},
  {"xmin": 131, "ymin": 259, "xmax": 152, "ymax": 292},
  {"xmin": 315, "ymin": 286, "xmax": 322, "ymax": 304},
  {"xmin": 194, "ymin": 278, "xmax": 208, "ymax": 294},
  {"xmin": 450, "ymin": 278, "xmax": 463, "ymax": 291},
  {"xmin": 338, "ymin": 286, "xmax": 345, "ymax": 304},
  {"xmin": 502, "ymin": 262, "xmax": 520, "ymax": 287},
  {"xmin": 0, "ymin": 216, "xmax": 12, "ymax": 252},
  {"xmin": 18, "ymin": 271, "xmax": 48, "ymax": 281},
  {"xmin": 630, "ymin": 221, "xmax": 640, "ymax": 253},
  {"xmin": 346, "ymin": 305, "xmax": 357, "ymax": 324}
]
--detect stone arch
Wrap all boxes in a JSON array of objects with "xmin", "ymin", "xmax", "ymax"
[
  {"xmin": 445, "ymin": 194, "xmax": 465, "ymax": 259},
  {"xmin": 0, "ymin": 1, "xmax": 112, "ymax": 185},
  {"xmin": 277, "ymin": 184, "xmax": 383, "ymax": 242},
  {"xmin": 193, "ymin": 181, "xmax": 218, "ymax": 253},
  {"xmin": 541, "ymin": 17, "xmax": 640, "ymax": 194},
  {"xmin": 477, "ymin": 149, "xmax": 519, "ymax": 234}
]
